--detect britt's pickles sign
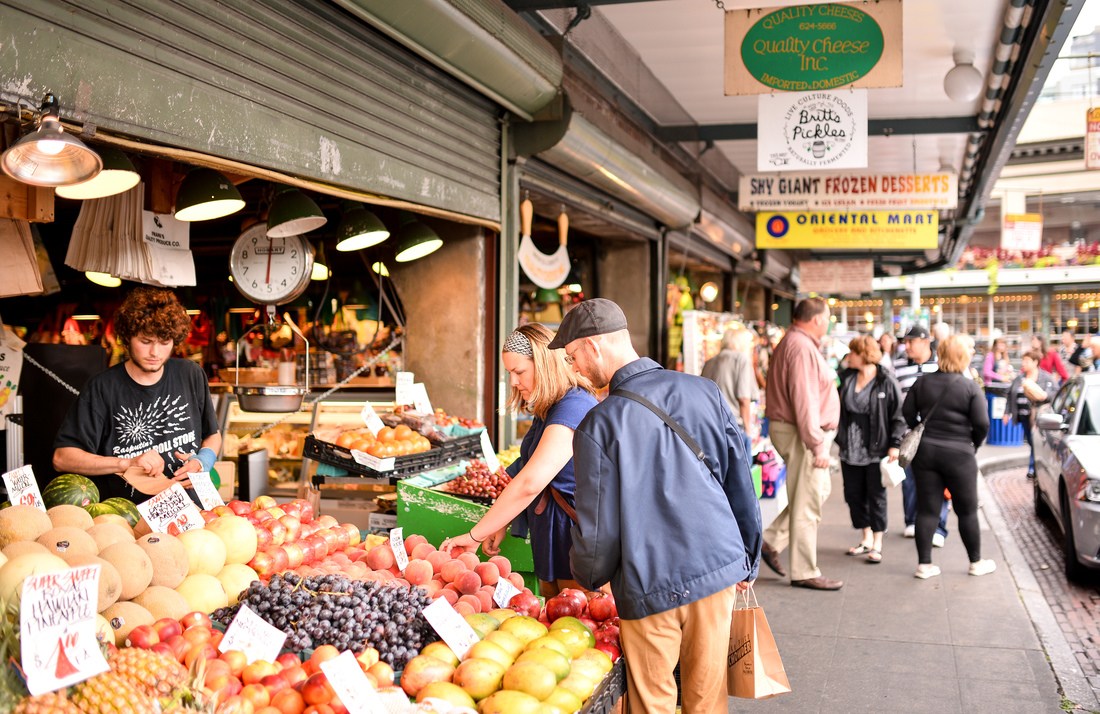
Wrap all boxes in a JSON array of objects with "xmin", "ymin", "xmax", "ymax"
[{"xmin": 725, "ymin": 0, "xmax": 903, "ymax": 96}]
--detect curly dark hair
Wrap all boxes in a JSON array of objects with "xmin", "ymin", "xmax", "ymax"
[{"xmin": 114, "ymin": 287, "xmax": 191, "ymax": 346}]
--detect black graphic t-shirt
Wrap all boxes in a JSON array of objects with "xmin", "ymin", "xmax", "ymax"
[{"xmin": 53, "ymin": 359, "xmax": 218, "ymax": 503}]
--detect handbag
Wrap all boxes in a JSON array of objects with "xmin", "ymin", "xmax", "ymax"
[
  {"xmin": 727, "ymin": 587, "xmax": 791, "ymax": 699},
  {"xmin": 897, "ymin": 378, "xmax": 949, "ymax": 468},
  {"xmin": 879, "ymin": 456, "xmax": 906, "ymax": 488}
]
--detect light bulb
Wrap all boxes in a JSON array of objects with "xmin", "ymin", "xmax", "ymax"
[{"xmin": 37, "ymin": 139, "xmax": 65, "ymax": 156}]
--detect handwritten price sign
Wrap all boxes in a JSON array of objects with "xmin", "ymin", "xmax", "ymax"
[
  {"xmin": 136, "ymin": 483, "xmax": 204, "ymax": 535},
  {"xmin": 219, "ymin": 604, "xmax": 287, "ymax": 664},
  {"xmin": 3, "ymin": 464, "xmax": 45, "ymax": 511}
]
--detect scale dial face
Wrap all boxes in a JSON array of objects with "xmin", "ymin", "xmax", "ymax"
[{"xmin": 229, "ymin": 223, "xmax": 314, "ymax": 305}]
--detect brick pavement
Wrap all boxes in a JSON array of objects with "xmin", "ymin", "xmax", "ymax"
[{"xmin": 983, "ymin": 466, "xmax": 1100, "ymax": 704}]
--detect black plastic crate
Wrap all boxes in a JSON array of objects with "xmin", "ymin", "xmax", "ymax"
[
  {"xmin": 304, "ymin": 432, "xmax": 484, "ymax": 481},
  {"xmin": 580, "ymin": 658, "xmax": 626, "ymax": 714}
]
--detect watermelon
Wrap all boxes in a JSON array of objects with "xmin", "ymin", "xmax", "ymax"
[
  {"xmin": 42, "ymin": 473, "xmax": 100, "ymax": 508},
  {"xmin": 101, "ymin": 498, "xmax": 141, "ymax": 528},
  {"xmin": 85, "ymin": 502, "xmax": 120, "ymax": 519}
]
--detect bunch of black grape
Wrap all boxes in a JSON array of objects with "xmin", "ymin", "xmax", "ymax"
[{"xmin": 211, "ymin": 572, "xmax": 437, "ymax": 668}]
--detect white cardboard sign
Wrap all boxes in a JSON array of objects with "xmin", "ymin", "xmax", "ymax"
[
  {"xmin": 479, "ymin": 431, "xmax": 501, "ymax": 473},
  {"xmin": 492, "ymin": 578, "xmax": 521, "ymax": 609},
  {"xmin": 219, "ymin": 604, "xmax": 288, "ymax": 664},
  {"xmin": 395, "ymin": 372, "xmax": 415, "ymax": 405},
  {"xmin": 136, "ymin": 483, "xmax": 205, "ymax": 535},
  {"xmin": 422, "ymin": 598, "xmax": 480, "ymax": 660},
  {"xmin": 3, "ymin": 464, "xmax": 44, "ymax": 510},
  {"xmin": 351, "ymin": 449, "xmax": 395, "ymax": 473},
  {"xmin": 320, "ymin": 651, "xmax": 381, "ymax": 713},
  {"xmin": 189, "ymin": 471, "xmax": 224, "ymax": 510},
  {"xmin": 360, "ymin": 404, "xmax": 385, "ymax": 436},
  {"xmin": 389, "ymin": 527, "xmax": 409, "ymax": 573},
  {"xmin": 20, "ymin": 564, "xmax": 110, "ymax": 695},
  {"xmin": 411, "ymin": 383, "xmax": 433, "ymax": 415}
]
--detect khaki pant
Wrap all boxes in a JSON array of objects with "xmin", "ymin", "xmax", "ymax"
[
  {"xmin": 763, "ymin": 420, "xmax": 834, "ymax": 581},
  {"xmin": 619, "ymin": 585, "xmax": 738, "ymax": 714}
]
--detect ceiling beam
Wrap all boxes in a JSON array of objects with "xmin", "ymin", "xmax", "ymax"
[
  {"xmin": 503, "ymin": 0, "xmax": 664, "ymax": 10},
  {"xmin": 656, "ymin": 116, "xmax": 984, "ymax": 143}
]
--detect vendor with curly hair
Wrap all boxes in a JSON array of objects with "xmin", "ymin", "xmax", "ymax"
[{"xmin": 53, "ymin": 287, "xmax": 221, "ymax": 503}]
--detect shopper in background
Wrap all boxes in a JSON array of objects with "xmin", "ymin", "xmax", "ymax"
[
  {"xmin": 440, "ymin": 323, "xmax": 597, "ymax": 598},
  {"xmin": 983, "ymin": 337, "xmax": 1015, "ymax": 386},
  {"xmin": 701, "ymin": 325, "xmax": 759, "ymax": 450},
  {"xmin": 1030, "ymin": 334, "xmax": 1068, "ymax": 383},
  {"xmin": 878, "ymin": 332, "xmax": 898, "ymax": 375},
  {"xmin": 760, "ymin": 297, "xmax": 843, "ymax": 591},
  {"xmin": 1069, "ymin": 334, "xmax": 1100, "ymax": 374},
  {"xmin": 52, "ymin": 287, "xmax": 220, "ymax": 503},
  {"xmin": 903, "ymin": 335, "xmax": 993, "ymax": 579},
  {"xmin": 1059, "ymin": 330, "xmax": 1080, "ymax": 372},
  {"xmin": 553, "ymin": 298, "xmax": 759, "ymax": 714},
  {"xmin": 894, "ymin": 325, "xmax": 950, "ymax": 545},
  {"xmin": 836, "ymin": 335, "xmax": 906, "ymax": 564},
  {"xmin": 1005, "ymin": 350, "xmax": 1057, "ymax": 480},
  {"xmin": 931, "ymin": 322, "xmax": 951, "ymax": 354}
]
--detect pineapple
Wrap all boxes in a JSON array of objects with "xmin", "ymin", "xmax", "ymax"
[
  {"xmin": 13, "ymin": 691, "xmax": 82, "ymax": 714},
  {"xmin": 69, "ymin": 671, "xmax": 154, "ymax": 713},
  {"xmin": 108, "ymin": 647, "xmax": 187, "ymax": 698}
]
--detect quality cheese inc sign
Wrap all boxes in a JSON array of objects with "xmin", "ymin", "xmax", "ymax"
[{"xmin": 756, "ymin": 211, "xmax": 939, "ymax": 249}]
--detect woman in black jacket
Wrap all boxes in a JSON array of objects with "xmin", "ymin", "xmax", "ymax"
[
  {"xmin": 836, "ymin": 335, "xmax": 907, "ymax": 563},
  {"xmin": 903, "ymin": 334, "xmax": 993, "ymax": 579}
]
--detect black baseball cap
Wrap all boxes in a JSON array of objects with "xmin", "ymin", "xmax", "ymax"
[
  {"xmin": 548, "ymin": 298, "xmax": 628, "ymax": 349},
  {"xmin": 904, "ymin": 325, "xmax": 930, "ymax": 340}
]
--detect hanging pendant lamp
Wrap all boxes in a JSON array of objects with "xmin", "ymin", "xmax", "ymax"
[
  {"xmin": 335, "ymin": 201, "xmax": 389, "ymax": 252},
  {"xmin": 1, "ymin": 93, "xmax": 102, "ymax": 187},
  {"xmin": 56, "ymin": 147, "xmax": 140, "ymax": 199},
  {"xmin": 393, "ymin": 214, "xmax": 442, "ymax": 263},
  {"xmin": 174, "ymin": 168, "xmax": 245, "ymax": 221},
  {"xmin": 267, "ymin": 186, "xmax": 327, "ymax": 237}
]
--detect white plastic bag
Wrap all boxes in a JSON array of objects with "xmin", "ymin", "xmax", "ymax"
[{"xmin": 880, "ymin": 457, "xmax": 906, "ymax": 488}]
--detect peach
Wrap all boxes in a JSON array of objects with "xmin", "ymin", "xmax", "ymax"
[
  {"xmin": 474, "ymin": 561, "xmax": 500, "ymax": 586},
  {"xmin": 457, "ymin": 552, "xmax": 480, "ymax": 570},
  {"xmin": 455, "ymin": 571, "xmax": 482, "ymax": 596},
  {"xmin": 453, "ymin": 600, "xmax": 475, "ymax": 616},
  {"xmin": 411, "ymin": 542, "xmax": 435, "ymax": 560},
  {"xmin": 439, "ymin": 559, "xmax": 467, "ymax": 583},
  {"xmin": 474, "ymin": 589, "xmax": 495, "ymax": 613},
  {"xmin": 457, "ymin": 594, "xmax": 482, "ymax": 613},
  {"xmin": 403, "ymin": 533, "xmax": 428, "ymax": 556},
  {"xmin": 364, "ymin": 544, "xmax": 395, "ymax": 571},
  {"xmin": 421, "ymin": 579, "xmax": 443, "ymax": 597},
  {"xmin": 508, "ymin": 572, "xmax": 525, "ymax": 589},
  {"xmin": 404, "ymin": 559, "xmax": 433, "ymax": 586},
  {"xmin": 439, "ymin": 589, "xmax": 460, "ymax": 605},
  {"xmin": 426, "ymin": 550, "xmax": 451, "ymax": 574}
]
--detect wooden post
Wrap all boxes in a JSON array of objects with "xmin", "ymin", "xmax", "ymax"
[{"xmin": 0, "ymin": 175, "xmax": 54, "ymax": 222}]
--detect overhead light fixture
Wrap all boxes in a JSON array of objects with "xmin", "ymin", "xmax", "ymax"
[
  {"xmin": 85, "ymin": 271, "xmax": 122, "ymax": 288},
  {"xmin": 174, "ymin": 168, "xmax": 244, "ymax": 221},
  {"xmin": 944, "ymin": 49, "xmax": 983, "ymax": 102},
  {"xmin": 1, "ymin": 93, "xmax": 102, "ymax": 186},
  {"xmin": 393, "ymin": 214, "xmax": 442, "ymax": 263},
  {"xmin": 56, "ymin": 147, "xmax": 140, "ymax": 199},
  {"xmin": 72, "ymin": 303, "xmax": 100, "ymax": 321},
  {"xmin": 371, "ymin": 261, "xmax": 390, "ymax": 277},
  {"xmin": 311, "ymin": 240, "xmax": 330, "ymax": 281},
  {"xmin": 699, "ymin": 281, "xmax": 719, "ymax": 303},
  {"xmin": 267, "ymin": 186, "xmax": 326, "ymax": 238},
  {"xmin": 335, "ymin": 201, "xmax": 389, "ymax": 252}
]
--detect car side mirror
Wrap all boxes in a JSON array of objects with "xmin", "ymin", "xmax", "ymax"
[{"xmin": 1036, "ymin": 412, "xmax": 1067, "ymax": 431}]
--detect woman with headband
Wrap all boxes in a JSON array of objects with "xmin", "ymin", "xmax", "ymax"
[{"xmin": 440, "ymin": 323, "xmax": 598, "ymax": 597}]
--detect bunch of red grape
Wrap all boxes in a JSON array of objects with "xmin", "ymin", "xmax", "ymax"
[{"xmin": 442, "ymin": 459, "xmax": 510, "ymax": 499}]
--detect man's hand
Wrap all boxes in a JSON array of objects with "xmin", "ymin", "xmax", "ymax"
[
  {"xmin": 736, "ymin": 579, "xmax": 756, "ymax": 591},
  {"xmin": 172, "ymin": 450, "xmax": 203, "ymax": 478},
  {"xmin": 132, "ymin": 450, "xmax": 165, "ymax": 476},
  {"xmin": 812, "ymin": 454, "xmax": 830, "ymax": 469}
]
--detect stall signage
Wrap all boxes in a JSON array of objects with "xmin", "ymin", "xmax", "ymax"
[
  {"xmin": 350, "ymin": 449, "xmax": 394, "ymax": 473},
  {"xmin": 758, "ymin": 90, "xmax": 867, "ymax": 171},
  {"xmin": 798, "ymin": 260, "xmax": 874, "ymax": 295},
  {"xmin": 1001, "ymin": 213, "xmax": 1043, "ymax": 252},
  {"xmin": 395, "ymin": 372, "xmax": 415, "ymax": 405},
  {"xmin": 493, "ymin": 577, "xmax": 521, "ymax": 608},
  {"xmin": 21, "ymin": 565, "xmax": 110, "ymax": 695},
  {"xmin": 726, "ymin": 1, "xmax": 902, "ymax": 95},
  {"xmin": 189, "ymin": 471, "xmax": 224, "ymax": 510},
  {"xmin": 219, "ymin": 603, "xmax": 287, "ymax": 664},
  {"xmin": 757, "ymin": 211, "xmax": 938, "ymax": 249},
  {"xmin": 141, "ymin": 211, "xmax": 195, "ymax": 287},
  {"xmin": 738, "ymin": 172, "xmax": 957, "ymax": 211},
  {"xmin": 0, "ymin": 326, "xmax": 25, "ymax": 432},
  {"xmin": 3, "ymin": 464, "xmax": 44, "ymax": 510},
  {"xmin": 1086, "ymin": 107, "xmax": 1100, "ymax": 170},
  {"xmin": 422, "ymin": 598, "xmax": 479, "ymax": 659},
  {"xmin": 319, "ymin": 651, "xmax": 380, "ymax": 713},
  {"xmin": 360, "ymin": 404, "xmax": 385, "ymax": 436},
  {"xmin": 479, "ymin": 431, "xmax": 501, "ymax": 473},
  {"xmin": 136, "ymin": 483, "xmax": 204, "ymax": 535},
  {"xmin": 389, "ymin": 526, "xmax": 409, "ymax": 572},
  {"xmin": 411, "ymin": 383, "xmax": 433, "ymax": 415}
]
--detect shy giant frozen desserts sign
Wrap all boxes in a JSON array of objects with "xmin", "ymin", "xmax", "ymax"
[{"xmin": 758, "ymin": 90, "xmax": 867, "ymax": 171}]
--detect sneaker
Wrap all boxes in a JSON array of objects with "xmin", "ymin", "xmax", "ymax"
[
  {"xmin": 932, "ymin": 533, "xmax": 945, "ymax": 548},
  {"xmin": 914, "ymin": 564, "xmax": 941, "ymax": 579},
  {"xmin": 903, "ymin": 524, "xmax": 915, "ymax": 538},
  {"xmin": 968, "ymin": 559, "xmax": 997, "ymax": 576}
]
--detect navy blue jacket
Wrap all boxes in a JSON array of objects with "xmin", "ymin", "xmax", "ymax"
[{"xmin": 569, "ymin": 358, "xmax": 761, "ymax": 620}]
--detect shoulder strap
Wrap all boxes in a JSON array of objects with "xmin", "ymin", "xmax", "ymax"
[
  {"xmin": 918, "ymin": 373, "xmax": 950, "ymax": 423},
  {"xmin": 612, "ymin": 388, "xmax": 718, "ymax": 479}
]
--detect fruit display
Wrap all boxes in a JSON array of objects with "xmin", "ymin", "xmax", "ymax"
[
  {"xmin": 41, "ymin": 473, "xmax": 100, "ymax": 508},
  {"xmin": 441, "ymin": 460, "xmax": 512, "ymax": 500},
  {"xmin": 333, "ymin": 424, "xmax": 432, "ymax": 458}
]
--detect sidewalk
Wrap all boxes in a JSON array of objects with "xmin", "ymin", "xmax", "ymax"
[{"xmin": 732, "ymin": 444, "xmax": 1071, "ymax": 713}]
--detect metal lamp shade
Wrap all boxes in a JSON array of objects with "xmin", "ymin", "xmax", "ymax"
[
  {"xmin": 174, "ymin": 168, "xmax": 245, "ymax": 221},
  {"xmin": 394, "ymin": 218, "xmax": 442, "ymax": 262},
  {"xmin": 335, "ymin": 202, "xmax": 389, "ymax": 251},
  {"xmin": 56, "ymin": 147, "xmax": 140, "ymax": 199},
  {"xmin": 267, "ymin": 188, "xmax": 327, "ymax": 237},
  {"xmin": 86, "ymin": 271, "xmax": 122, "ymax": 288},
  {"xmin": 1, "ymin": 117, "xmax": 102, "ymax": 187}
]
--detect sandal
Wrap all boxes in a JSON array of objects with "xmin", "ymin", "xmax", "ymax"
[
  {"xmin": 866, "ymin": 549, "xmax": 882, "ymax": 564},
  {"xmin": 847, "ymin": 543, "xmax": 874, "ymax": 556}
]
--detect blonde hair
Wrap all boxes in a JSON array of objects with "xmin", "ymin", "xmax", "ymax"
[
  {"xmin": 504, "ymin": 323, "xmax": 594, "ymax": 419},
  {"xmin": 848, "ymin": 334, "xmax": 882, "ymax": 365},
  {"xmin": 938, "ymin": 334, "xmax": 974, "ymax": 373}
]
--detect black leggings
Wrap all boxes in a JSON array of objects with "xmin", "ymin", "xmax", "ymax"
[
  {"xmin": 910, "ymin": 440, "xmax": 981, "ymax": 564},
  {"xmin": 841, "ymin": 461, "xmax": 887, "ymax": 533}
]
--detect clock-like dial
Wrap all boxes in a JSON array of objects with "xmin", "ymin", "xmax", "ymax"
[{"xmin": 229, "ymin": 223, "xmax": 314, "ymax": 305}]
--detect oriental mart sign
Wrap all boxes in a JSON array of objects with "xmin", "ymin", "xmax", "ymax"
[{"xmin": 756, "ymin": 210, "xmax": 939, "ymax": 249}]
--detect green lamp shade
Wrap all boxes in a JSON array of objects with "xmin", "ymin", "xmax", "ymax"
[
  {"xmin": 336, "ymin": 202, "xmax": 390, "ymax": 252},
  {"xmin": 174, "ymin": 168, "xmax": 245, "ymax": 221},
  {"xmin": 86, "ymin": 271, "xmax": 122, "ymax": 288},
  {"xmin": 1, "ymin": 117, "xmax": 102, "ymax": 187},
  {"xmin": 394, "ymin": 217, "xmax": 442, "ymax": 262},
  {"xmin": 536, "ymin": 287, "xmax": 561, "ymax": 304},
  {"xmin": 56, "ymin": 147, "xmax": 140, "ymax": 199},
  {"xmin": 267, "ymin": 187, "xmax": 327, "ymax": 238}
]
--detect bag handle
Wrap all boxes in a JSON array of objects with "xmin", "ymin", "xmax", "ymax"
[
  {"xmin": 735, "ymin": 585, "xmax": 760, "ymax": 610},
  {"xmin": 612, "ymin": 388, "xmax": 718, "ymax": 479}
]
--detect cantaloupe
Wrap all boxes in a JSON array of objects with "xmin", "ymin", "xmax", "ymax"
[
  {"xmin": 65, "ymin": 554, "xmax": 122, "ymax": 613},
  {"xmin": 2, "ymin": 541, "xmax": 49, "ymax": 559},
  {"xmin": 101, "ymin": 601, "xmax": 154, "ymax": 646},
  {"xmin": 130, "ymin": 585, "xmax": 190, "ymax": 621},
  {"xmin": 177, "ymin": 529, "xmax": 226, "ymax": 576},
  {"xmin": 175, "ymin": 573, "xmax": 228, "ymax": 614},
  {"xmin": 136, "ymin": 533, "xmax": 189, "ymax": 589},
  {"xmin": 98, "ymin": 542, "xmax": 153, "ymax": 600},
  {"xmin": 87, "ymin": 523, "xmax": 135, "ymax": 552},
  {"xmin": 47, "ymin": 504, "xmax": 94, "ymax": 530},
  {"xmin": 205, "ymin": 515, "xmax": 258, "ymax": 565},
  {"xmin": 216, "ymin": 563, "xmax": 259, "ymax": 606},
  {"xmin": 36, "ymin": 526, "xmax": 98, "ymax": 562},
  {"xmin": 0, "ymin": 552, "xmax": 69, "ymax": 607},
  {"xmin": 0, "ymin": 505, "xmax": 53, "ymax": 549}
]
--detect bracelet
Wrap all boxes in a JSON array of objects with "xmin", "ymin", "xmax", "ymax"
[
  {"xmin": 469, "ymin": 530, "xmax": 485, "ymax": 543},
  {"xmin": 191, "ymin": 447, "xmax": 217, "ymax": 472}
]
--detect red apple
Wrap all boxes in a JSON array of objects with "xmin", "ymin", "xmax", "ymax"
[
  {"xmin": 253, "ymin": 509, "xmax": 274, "ymax": 525},
  {"xmin": 318, "ymin": 528, "xmax": 340, "ymax": 554},
  {"xmin": 316, "ymin": 514, "xmax": 339, "ymax": 529},
  {"xmin": 151, "ymin": 641, "xmax": 175, "ymax": 659},
  {"xmin": 299, "ymin": 521, "xmax": 319, "ymax": 539},
  {"xmin": 282, "ymin": 501, "xmax": 303, "ymax": 519},
  {"xmin": 508, "ymin": 591, "xmax": 542, "ymax": 618},
  {"xmin": 265, "ymin": 520, "xmax": 288, "ymax": 547},
  {"xmin": 276, "ymin": 652, "xmax": 302, "ymax": 670},
  {"xmin": 227, "ymin": 500, "xmax": 252, "ymax": 516},
  {"xmin": 588, "ymin": 592, "xmax": 617, "ymax": 621},
  {"xmin": 248, "ymin": 551, "xmax": 276, "ymax": 578},
  {"xmin": 125, "ymin": 624, "xmax": 160, "ymax": 649},
  {"xmin": 278, "ymin": 514, "xmax": 302, "ymax": 542},
  {"xmin": 254, "ymin": 525, "xmax": 273, "ymax": 550},
  {"xmin": 260, "ymin": 672, "xmax": 291, "ymax": 696},
  {"xmin": 252, "ymin": 495, "xmax": 277, "ymax": 509},
  {"xmin": 163, "ymin": 634, "xmax": 189, "ymax": 662},
  {"xmin": 200, "ymin": 510, "xmax": 219, "ymax": 524},
  {"xmin": 152, "ymin": 617, "xmax": 183, "ymax": 641},
  {"xmin": 180, "ymin": 611, "xmax": 213, "ymax": 630},
  {"xmin": 293, "ymin": 499, "xmax": 315, "ymax": 523},
  {"xmin": 282, "ymin": 542, "xmax": 306, "ymax": 569},
  {"xmin": 341, "ymin": 523, "xmax": 362, "ymax": 547},
  {"xmin": 267, "ymin": 547, "xmax": 290, "ymax": 574}
]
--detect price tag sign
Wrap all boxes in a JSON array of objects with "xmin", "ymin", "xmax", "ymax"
[
  {"xmin": 422, "ymin": 598, "xmax": 479, "ymax": 660},
  {"xmin": 20, "ymin": 564, "xmax": 110, "ymax": 695},
  {"xmin": 479, "ymin": 431, "xmax": 501, "ymax": 473},
  {"xmin": 395, "ymin": 371, "xmax": 415, "ymax": 405},
  {"xmin": 411, "ymin": 383, "xmax": 433, "ymax": 415},
  {"xmin": 136, "ymin": 483, "xmax": 204, "ymax": 536},
  {"xmin": 492, "ymin": 577, "xmax": 521, "ymax": 609},
  {"xmin": 320, "ymin": 650, "xmax": 381, "ymax": 713},
  {"xmin": 219, "ymin": 604, "xmax": 288, "ymax": 664},
  {"xmin": 2, "ymin": 464, "xmax": 45, "ymax": 511},
  {"xmin": 360, "ymin": 404, "xmax": 385, "ymax": 436},
  {"xmin": 350, "ymin": 449, "xmax": 395, "ymax": 473},
  {"xmin": 389, "ymin": 527, "xmax": 409, "ymax": 573},
  {"xmin": 189, "ymin": 471, "xmax": 224, "ymax": 510},
  {"xmin": 991, "ymin": 396, "xmax": 1007, "ymax": 420}
]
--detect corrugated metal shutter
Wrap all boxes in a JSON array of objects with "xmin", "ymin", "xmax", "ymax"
[{"xmin": 0, "ymin": 0, "xmax": 501, "ymax": 223}]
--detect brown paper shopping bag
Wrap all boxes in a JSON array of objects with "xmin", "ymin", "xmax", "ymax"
[{"xmin": 727, "ymin": 587, "xmax": 791, "ymax": 699}]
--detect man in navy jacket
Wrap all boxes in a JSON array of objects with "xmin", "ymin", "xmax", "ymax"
[{"xmin": 551, "ymin": 298, "xmax": 761, "ymax": 714}]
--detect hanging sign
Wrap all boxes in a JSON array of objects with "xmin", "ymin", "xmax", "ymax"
[
  {"xmin": 21, "ymin": 565, "xmax": 110, "ymax": 695},
  {"xmin": 136, "ymin": 483, "xmax": 205, "ymax": 535},
  {"xmin": 758, "ymin": 90, "xmax": 868, "ymax": 171},
  {"xmin": 757, "ymin": 211, "xmax": 938, "ymax": 249},
  {"xmin": 725, "ymin": 1, "xmax": 903, "ymax": 96},
  {"xmin": 1086, "ymin": 107, "xmax": 1100, "ymax": 170},
  {"xmin": 141, "ymin": 211, "xmax": 195, "ymax": 287},
  {"xmin": 3, "ymin": 464, "xmax": 44, "ymax": 510},
  {"xmin": 1001, "ymin": 213, "xmax": 1043, "ymax": 252},
  {"xmin": 738, "ymin": 172, "xmax": 957, "ymax": 212},
  {"xmin": 0, "ymin": 326, "xmax": 25, "ymax": 431},
  {"xmin": 518, "ymin": 236, "xmax": 571, "ymax": 289},
  {"xmin": 798, "ymin": 260, "xmax": 874, "ymax": 295}
]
